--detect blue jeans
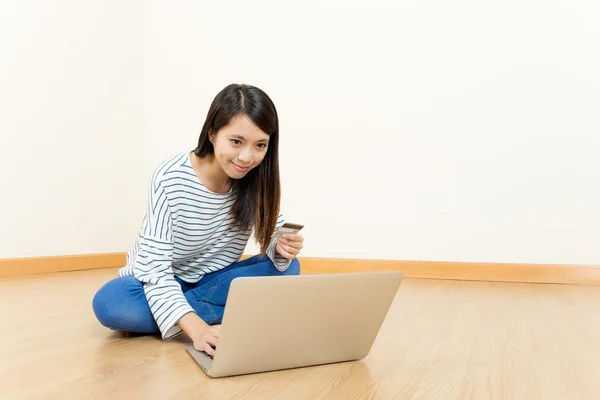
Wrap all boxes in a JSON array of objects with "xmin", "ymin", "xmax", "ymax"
[{"xmin": 92, "ymin": 255, "xmax": 300, "ymax": 334}]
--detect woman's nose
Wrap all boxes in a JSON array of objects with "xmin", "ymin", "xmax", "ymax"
[{"xmin": 238, "ymin": 151, "xmax": 251, "ymax": 163}]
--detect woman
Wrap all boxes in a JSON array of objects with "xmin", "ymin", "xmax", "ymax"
[{"xmin": 92, "ymin": 83, "xmax": 304, "ymax": 357}]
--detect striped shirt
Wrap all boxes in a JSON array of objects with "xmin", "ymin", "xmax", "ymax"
[{"xmin": 118, "ymin": 151, "xmax": 290, "ymax": 339}]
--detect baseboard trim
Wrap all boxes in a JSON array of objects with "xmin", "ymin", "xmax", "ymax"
[
  {"xmin": 0, "ymin": 253, "xmax": 127, "ymax": 278},
  {"xmin": 1, "ymin": 253, "xmax": 599, "ymax": 285},
  {"xmin": 299, "ymin": 258, "xmax": 600, "ymax": 285}
]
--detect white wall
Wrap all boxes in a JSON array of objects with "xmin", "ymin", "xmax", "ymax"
[
  {"xmin": 145, "ymin": 1, "xmax": 600, "ymax": 265},
  {"xmin": 0, "ymin": 1, "xmax": 147, "ymax": 258},
  {"xmin": 3, "ymin": 1, "xmax": 600, "ymax": 265}
]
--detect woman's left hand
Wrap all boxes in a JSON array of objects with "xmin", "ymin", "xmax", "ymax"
[{"xmin": 276, "ymin": 233, "xmax": 304, "ymax": 260}]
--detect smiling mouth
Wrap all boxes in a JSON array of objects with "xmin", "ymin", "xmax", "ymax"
[{"xmin": 232, "ymin": 162, "xmax": 250, "ymax": 172}]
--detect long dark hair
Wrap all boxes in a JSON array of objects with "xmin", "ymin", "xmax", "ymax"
[{"xmin": 194, "ymin": 84, "xmax": 280, "ymax": 254}]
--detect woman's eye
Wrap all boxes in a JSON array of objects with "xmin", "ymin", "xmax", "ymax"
[
  {"xmin": 257, "ymin": 143, "xmax": 267, "ymax": 149},
  {"xmin": 231, "ymin": 139, "xmax": 241, "ymax": 145}
]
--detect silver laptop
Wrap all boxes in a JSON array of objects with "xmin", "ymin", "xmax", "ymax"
[{"xmin": 186, "ymin": 271, "xmax": 403, "ymax": 378}]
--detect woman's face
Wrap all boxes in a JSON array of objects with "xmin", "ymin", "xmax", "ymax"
[{"xmin": 210, "ymin": 114, "xmax": 270, "ymax": 179}]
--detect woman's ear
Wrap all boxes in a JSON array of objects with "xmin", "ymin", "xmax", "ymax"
[{"xmin": 208, "ymin": 130, "xmax": 214, "ymax": 143}]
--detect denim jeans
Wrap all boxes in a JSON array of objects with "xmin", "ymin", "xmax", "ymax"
[{"xmin": 92, "ymin": 254, "xmax": 300, "ymax": 334}]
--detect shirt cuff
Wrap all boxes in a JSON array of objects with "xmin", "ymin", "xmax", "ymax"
[
  {"xmin": 266, "ymin": 238, "xmax": 292, "ymax": 271},
  {"xmin": 161, "ymin": 306, "xmax": 196, "ymax": 340}
]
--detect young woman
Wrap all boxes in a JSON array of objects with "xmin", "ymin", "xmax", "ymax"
[{"xmin": 92, "ymin": 83, "xmax": 304, "ymax": 356}]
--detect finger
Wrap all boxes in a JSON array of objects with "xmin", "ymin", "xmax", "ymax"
[
  {"xmin": 193, "ymin": 342, "xmax": 203, "ymax": 352},
  {"xmin": 280, "ymin": 242, "xmax": 299, "ymax": 256},
  {"xmin": 276, "ymin": 241, "xmax": 285, "ymax": 253},
  {"xmin": 203, "ymin": 343, "xmax": 216, "ymax": 356},
  {"xmin": 279, "ymin": 245, "xmax": 294, "ymax": 260},
  {"xmin": 194, "ymin": 340, "xmax": 215, "ymax": 356},
  {"xmin": 281, "ymin": 236, "xmax": 304, "ymax": 249},
  {"xmin": 205, "ymin": 335, "xmax": 219, "ymax": 347},
  {"xmin": 287, "ymin": 243, "xmax": 301, "ymax": 255},
  {"xmin": 290, "ymin": 241, "xmax": 303, "ymax": 250},
  {"xmin": 279, "ymin": 239, "xmax": 299, "ymax": 252},
  {"xmin": 276, "ymin": 243, "xmax": 294, "ymax": 260},
  {"xmin": 283, "ymin": 234, "xmax": 303, "ymax": 242}
]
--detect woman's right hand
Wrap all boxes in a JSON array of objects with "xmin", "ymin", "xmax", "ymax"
[
  {"xmin": 192, "ymin": 324, "xmax": 221, "ymax": 356},
  {"xmin": 178, "ymin": 313, "xmax": 221, "ymax": 356}
]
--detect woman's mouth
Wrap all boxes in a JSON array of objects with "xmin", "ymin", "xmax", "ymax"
[{"xmin": 232, "ymin": 162, "xmax": 250, "ymax": 172}]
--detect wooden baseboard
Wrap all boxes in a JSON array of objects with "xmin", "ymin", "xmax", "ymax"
[
  {"xmin": 1, "ymin": 253, "xmax": 599, "ymax": 285},
  {"xmin": 298, "ymin": 258, "xmax": 600, "ymax": 285},
  {"xmin": 0, "ymin": 253, "xmax": 127, "ymax": 278}
]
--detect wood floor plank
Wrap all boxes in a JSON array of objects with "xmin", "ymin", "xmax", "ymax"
[{"xmin": 2, "ymin": 269, "xmax": 600, "ymax": 399}]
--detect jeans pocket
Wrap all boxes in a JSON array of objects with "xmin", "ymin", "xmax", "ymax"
[{"xmin": 203, "ymin": 303, "xmax": 222, "ymax": 325}]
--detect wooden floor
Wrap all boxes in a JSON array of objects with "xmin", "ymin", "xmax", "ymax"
[{"xmin": 2, "ymin": 269, "xmax": 600, "ymax": 399}]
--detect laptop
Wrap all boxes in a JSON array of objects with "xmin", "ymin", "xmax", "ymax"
[{"xmin": 186, "ymin": 271, "xmax": 403, "ymax": 378}]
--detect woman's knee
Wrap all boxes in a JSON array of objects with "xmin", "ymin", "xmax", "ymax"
[
  {"xmin": 92, "ymin": 276, "xmax": 158, "ymax": 333},
  {"xmin": 92, "ymin": 277, "xmax": 124, "ymax": 328}
]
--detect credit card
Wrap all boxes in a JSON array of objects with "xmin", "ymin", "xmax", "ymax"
[{"xmin": 272, "ymin": 222, "xmax": 304, "ymax": 240}]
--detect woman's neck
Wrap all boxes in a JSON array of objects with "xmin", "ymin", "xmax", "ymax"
[{"xmin": 190, "ymin": 152, "xmax": 232, "ymax": 194}]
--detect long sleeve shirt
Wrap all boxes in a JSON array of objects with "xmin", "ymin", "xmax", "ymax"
[{"xmin": 118, "ymin": 151, "xmax": 290, "ymax": 339}]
